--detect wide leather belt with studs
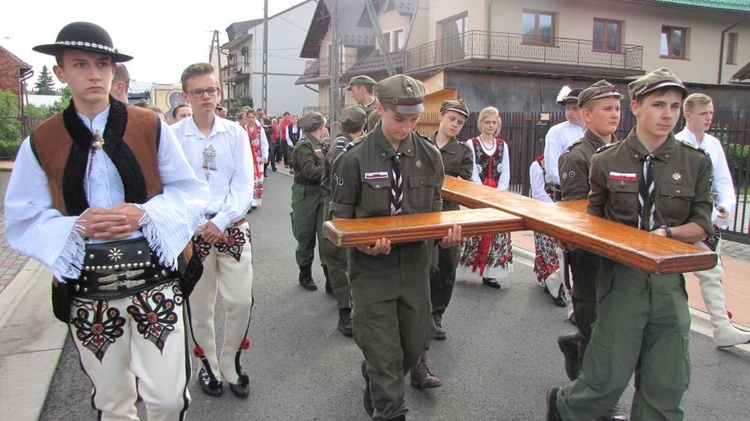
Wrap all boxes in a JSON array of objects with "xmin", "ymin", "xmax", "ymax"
[{"xmin": 74, "ymin": 238, "xmax": 178, "ymax": 299}]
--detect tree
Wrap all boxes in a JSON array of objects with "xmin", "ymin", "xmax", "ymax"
[
  {"xmin": 0, "ymin": 91, "xmax": 23, "ymax": 158},
  {"xmin": 34, "ymin": 66, "xmax": 56, "ymax": 95}
]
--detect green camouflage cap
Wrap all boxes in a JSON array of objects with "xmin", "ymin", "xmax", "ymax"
[
  {"xmin": 299, "ymin": 111, "xmax": 325, "ymax": 132},
  {"xmin": 339, "ymin": 105, "xmax": 367, "ymax": 129},
  {"xmin": 347, "ymin": 75, "xmax": 377, "ymax": 90},
  {"xmin": 577, "ymin": 80, "xmax": 622, "ymax": 107},
  {"xmin": 440, "ymin": 99, "xmax": 469, "ymax": 118},
  {"xmin": 628, "ymin": 67, "xmax": 687, "ymax": 100},
  {"xmin": 377, "ymin": 74, "xmax": 425, "ymax": 114}
]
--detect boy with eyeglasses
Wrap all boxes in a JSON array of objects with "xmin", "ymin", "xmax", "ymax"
[{"xmin": 172, "ymin": 62, "xmax": 256, "ymax": 399}]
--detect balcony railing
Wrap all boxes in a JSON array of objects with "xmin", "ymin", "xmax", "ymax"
[
  {"xmin": 405, "ymin": 30, "xmax": 643, "ymax": 73},
  {"xmin": 300, "ymin": 54, "xmax": 358, "ymax": 80}
]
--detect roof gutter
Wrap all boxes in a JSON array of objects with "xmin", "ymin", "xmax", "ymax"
[
  {"xmin": 717, "ymin": 16, "xmax": 750, "ymax": 84},
  {"xmin": 486, "ymin": 0, "xmax": 495, "ymax": 59}
]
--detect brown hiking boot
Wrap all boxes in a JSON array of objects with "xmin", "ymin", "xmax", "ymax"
[{"xmin": 410, "ymin": 352, "xmax": 442, "ymax": 389}]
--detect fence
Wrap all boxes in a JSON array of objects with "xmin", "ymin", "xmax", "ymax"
[{"xmin": 416, "ymin": 109, "xmax": 750, "ymax": 244}]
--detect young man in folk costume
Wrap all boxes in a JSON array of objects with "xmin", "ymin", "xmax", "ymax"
[
  {"xmin": 544, "ymin": 86, "xmax": 586, "ymax": 197},
  {"xmin": 675, "ymin": 93, "xmax": 750, "ymax": 348},
  {"xmin": 4, "ymin": 22, "xmax": 209, "ymax": 419},
  {"xmin": 457, "ymin": 106, "xmax": 513, "ymax": 289},
  {"xmin": 547, "ymin": 68, "xmax": 713, "ymax": 421},
  {"xmin": 556, "ymin": 79, "xmax": 627, "ymax": 421},
  {"xmin": 172, "ymin": 62, "xmax": 255, "ymax": 399}
]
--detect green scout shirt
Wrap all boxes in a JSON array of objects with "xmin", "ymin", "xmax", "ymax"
[
  {"xmin": 322, "ymin": 132, "xmax": 355, "ymax": 221},
  {"xmin": 429, "ymin": 132, "xmax": 473, "ymax": 212},
  {"xmin": 292, "ymin": 134, "xmax": 328, "ymax": 185},
  {"xmin": 588, "ymin": 128, "xmax": 713, "ymax": 236},
  {"xmin": 330, "ymin": 125, "xmax": 444, "ymax": 219},
  {"xmin": 559, "ymin": 130, "xmax": 610, "ymax": 201}
]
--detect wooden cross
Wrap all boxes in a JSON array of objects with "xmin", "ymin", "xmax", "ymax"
[{"xmin": 323, "ymin": 176, "xmax": 717, "ymax": 275}]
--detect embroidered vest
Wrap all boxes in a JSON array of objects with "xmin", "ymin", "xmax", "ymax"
[
  {"xmin": 289, "ymin": 125, "xmax": 301, "ymax": 145},
  {"xmin": 31, "ymin": 106, "xmax": 163, "ymax": 215}
]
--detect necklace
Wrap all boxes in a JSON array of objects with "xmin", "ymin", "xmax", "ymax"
[{"xmin": 479, "ymin": 135, "xmax": 495, "ymax": 149}]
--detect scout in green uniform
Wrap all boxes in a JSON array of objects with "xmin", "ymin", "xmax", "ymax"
[
  {"xmin": 290, "ymin": 111, "xmax": 329, "ymax": 291},
  {"xmin": 556, "ymin": 80, "xmax": 627, "ymax": 421},
  {"xmin": 320, "ymin": 106, "xmax": 367, "ymax": 336},
  {"xmin": 330, "ymin": 75, "xmax": 463, "ymax": 421},
  {"xmin": 547, "ymin": 68, "xmax": 714, "ymax": 421},
  {"xmin": 347, "ymin": 75, "xmax": 380, "ymax": 130},
  {"xmin": 428, "ymin": 100, "xmax": 473, "ymax": 341}
]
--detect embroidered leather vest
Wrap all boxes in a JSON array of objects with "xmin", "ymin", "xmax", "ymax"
[
  {"xmin": 31, "ymin": 106, "xmax": 163, "ymax": 215},
  {"xmin": 288, "ymin": 125, "xmax": 301, "ymax": 145}
]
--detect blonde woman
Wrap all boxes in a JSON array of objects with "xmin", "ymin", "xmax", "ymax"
[{"xmin": 457, "ymin": 106, "xmax": 513, "ymax": 288}]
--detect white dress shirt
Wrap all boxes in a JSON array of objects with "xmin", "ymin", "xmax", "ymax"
[
  {"xmin": 4, "ymin": 107, "xmax": 209, "ymax": 281},
  {"xmin": 544, "ymin": 121, "xmax": 585, "ymax": 186},
  {"xmin": 530, "ymin": 160, "xmax": 554, "ymax": 203},
  {"xmin": 675, "ymin": 128, "xmax": 736, "ymax": 228},
  {"xmin": 172, "ymin": 115, "xmax": 254, "ymax": 232}
]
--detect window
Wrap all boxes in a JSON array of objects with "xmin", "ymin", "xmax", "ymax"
[
  {"xmin": 439, "ymin": 14, "xmax": 468, "ymax": 61},
  {"xmin": 661, "ymin": 26, "xmax": 688, "ymax": 59},
  {"xmin": 393, "ymin": 29, "xmax": 405, "ymax": 52},
  {"xmin": 593, "ymin": 18, "xmax": 622, "ymax": 53},
  {"xmin": 380, "ymin": 32, "xmax": 391, "ymax": 54},
  {"xmin": 727, "ymin": 32, "xmax": 738, "ymax": 65},
  {"xmin": 523, "ymin": 11, "xmax": 555, "ymax": 45}
]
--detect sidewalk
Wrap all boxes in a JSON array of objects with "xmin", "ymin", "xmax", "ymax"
[{"xmin": 1, "ymin": 161, "xmax": 748, "ymax": 419}]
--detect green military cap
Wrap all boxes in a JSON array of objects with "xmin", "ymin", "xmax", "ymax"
[
  {"xmin": 339, "ymin": 105, "xmax": 367, "ymax": 129},
  {"xmin": 440, "ymin": 99, "xmax": 469, "ymax": 118},
  {"xmin": 577, "ymin": 80, "xmax": 622, "ymax": 107},
  {"xmin": 299, "ymin": 111, "xmax": 325, "ymax": 132},
  {"xmin": 628, "ymin": 67, "xmax": 687, "ymax": 100},
  {"xmin": 377, "ymin": 74, "xmax": 425, "ymax": 114},
  {"xmin": 347, "ymin": 75, "xmax": 377, "ymax": 90}
]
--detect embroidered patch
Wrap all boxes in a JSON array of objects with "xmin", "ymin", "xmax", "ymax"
[
  {"xmin": 562, "ymin": 172, "xmax": 567, "ymax": 180},
  {"xmin": 608, "ymin": 172, "xmax": 636, "ymax": 181},
  {"xmin": 314, "ymin": 148, "xmax": 323, "ymax": 155},
  {"xmin": 334, "ymin": 173, "xmax": 344, "ymax": 186},
  {"xmin": 415, "ymin": 160, "xmax": 422, "ymax": 168},
  {"xmin": 568, "ymin": 171, "xmax": 576, "ymax": 179},
  {"xmin": 72, "ymin": 300, "xmax": 126, "ymax": 361},
  {"xmin": 364, "ymin": 172, "xmax": 389, "ymax": 180},
  {"xmin": 215, "ymin": 227, "xmax": 247, "ymax": 262},
  {"xmin": 128, "ymin": 283, "xmax": 183, "ymax": 353},
  {"xmin": 672, "ymin": 172, "xmax": 681, "ymax": 180}
]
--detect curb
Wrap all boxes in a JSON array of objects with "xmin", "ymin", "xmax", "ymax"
[{"xmin": 0, "ymin": 259, "xmax": 68, "ymax": 421}]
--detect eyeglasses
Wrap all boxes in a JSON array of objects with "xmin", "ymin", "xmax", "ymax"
[{"xmin": 189, "ymin": 87, "xmax": 220, "ymax": 98}]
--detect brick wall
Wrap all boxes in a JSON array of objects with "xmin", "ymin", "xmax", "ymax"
[{"xmin": 0, "ymin": 47, "xmax": 24, "ymax": 98}]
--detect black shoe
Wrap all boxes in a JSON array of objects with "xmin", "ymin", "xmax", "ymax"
[
  {"xmin": 552, "ymin": 294, "xmax": 567, "ymax": 308},
  {"xmin": 597, "ymin": 404, "xmax": 628, "ymax": 421},
  {"xmin": 557, "ymin": 334, "xmax": 580, "ymax": 381},
  {"xmin": 482, "ymin": 277, "xmax": 501, "ymax": 289},
  {"xmin": 434, "ymin": 324, "xmax": 447, "ymax": 340},
  {"xmin": 198, "ymin": 367, "xmax": 223, "ymax": 397},
  {"xmin": 338, "ymin": 308, "xmax": 353, "ymax": 337},
  {"xmin": 362, "ymin": 360, "xmax": 374, "ymax": 416},
  {"xmin": 272, "ymin": 167, "xmax": 278, "ymax": 172},
  {"xmin": 299, "ymin": 271, "xmax": 317, "ymax": 291},
  {"xmin": 228, "ymin": 373, "xmax": 249, "ymax": 399},
  {"xmin": 546, "ymin": 387, "xmax": 563, "ymax": 421},
  {"xmin": 263, "ymin": 172, "xmax": 268, "ymax": 177}
]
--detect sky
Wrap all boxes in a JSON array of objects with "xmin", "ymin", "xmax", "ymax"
[{"xmin": 0, "ymin": 0, "xmax": 305, "ymax": 89}]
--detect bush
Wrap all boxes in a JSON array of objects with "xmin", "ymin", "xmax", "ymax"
[
  {"xmin": 725, "ymin": 142, "xmax": 749, "ymax": 187},
  {"xmin": 0, "ymin": 91, "xmax": 23, "ymax": 159}
]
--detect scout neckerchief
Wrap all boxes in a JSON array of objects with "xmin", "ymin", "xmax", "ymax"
[{"xmin": 62, "ymin": 97, "xmax": 147, "ymax": 216}]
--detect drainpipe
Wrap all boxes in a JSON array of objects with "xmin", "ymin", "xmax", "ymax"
[
  {"xmin": 717, "ymin": 16, "xmax": 750, "ymax": 84},
  {"xmin": 486, "ymin": 0, "xmax": 495, "ymax": 59}
]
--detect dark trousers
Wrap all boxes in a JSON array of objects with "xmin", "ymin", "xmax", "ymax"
[
  {"xmin": 280, "ymin": 141, "xmax": 290, "ymax": 166},
  {"xmin": 569, "ymin": 248, "xmax": 601, "ymax": 367},
  {"xmin": 268, "ymin": 142, "xmax": 278, "ymax": 171}
]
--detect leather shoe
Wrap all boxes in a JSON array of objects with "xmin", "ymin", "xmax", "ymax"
[
  {"xmin": 482, "ymin": 277, "xmax": 501, "ymax": 289},
  {"xmin": 557, "ymin": 333, "xmax": 580, "ymax": 381},
  {"xmin": 228, "ymin": 373, "xmax": 250, "ymax": 399},
  {"xmin": 198, "ymin": 367, "xmax": 223, "ymax": 397},
  {"xmin": 546, "ymin": 387, "xmax": 563, "ymax": 421},
  {"xmin": 597, "ymin": 404, "xmax": 628, "ymax": 421},
  {"xmin": 338, "ymin": 308, "xmax": 353, "ymax": 337},
  {"xmin": 434, "ymin": 324, "xmax": 447, "ymax": 340},
  {"xmin": 410, "ymin": 359, "xmax": 442, "ymax": 389},
  {"xmin": 299, "ymin": 272, "xmax": 317, "ymax": 291},
  {"xmin": 361, "ymin": 360, "xmax": 374, "ymax": 416}
]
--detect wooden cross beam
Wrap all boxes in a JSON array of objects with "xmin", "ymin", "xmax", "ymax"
[
  {"xmin": 322, "ymin": 176, "xmax": 716, "ymax": 275},
  {"xmin": 440, "ymin": 176, "xmax": 717, "ymax": 274}
]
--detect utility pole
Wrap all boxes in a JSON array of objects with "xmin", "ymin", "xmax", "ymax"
[
  {"xmin": 365, "ymin": 0, "xmax": 396, "ymax": 76},
  {"xmin": 262, "ymin": 0, "xmax": 269, "ymax": 110},
  {"xmin": 329, "ymin": 0, "xmax": 340, "ymax": 139},
  {"xmin": 209, "ymin": 30, "xmax": 225, "ymax": 102}
]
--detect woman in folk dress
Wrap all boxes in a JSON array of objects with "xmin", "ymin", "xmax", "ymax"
[
  {"xmin": 457, "ymin": 106, "xmax": 513, "ymax": 289},
  {"xmin": 246, "ymin": 110, "xmax": 268, "ymax": 208}
]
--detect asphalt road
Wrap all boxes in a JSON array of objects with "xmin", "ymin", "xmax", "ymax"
[{"xmin": 40, "ymin": 171, "xmax": 750, "ymax": 420}]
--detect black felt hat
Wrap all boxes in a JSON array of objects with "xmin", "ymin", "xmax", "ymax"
[{"xmin": 33, "ymin": 22, "xmax": 133, "ymax": 62}]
